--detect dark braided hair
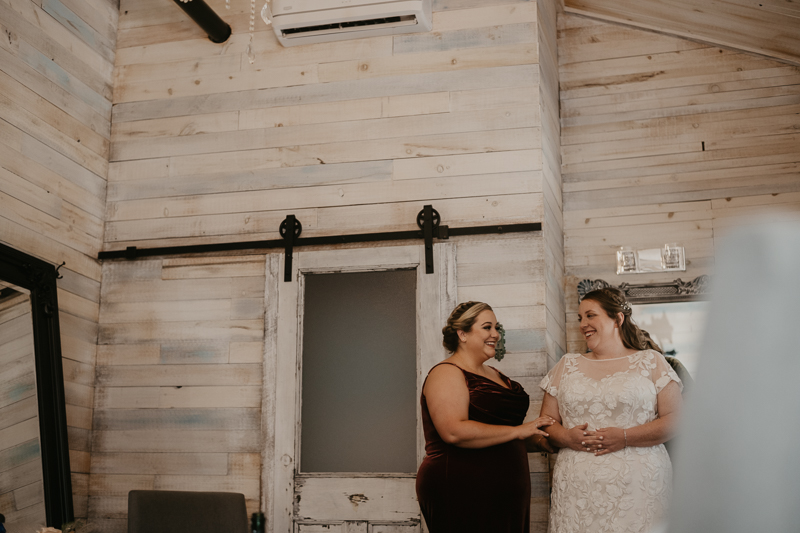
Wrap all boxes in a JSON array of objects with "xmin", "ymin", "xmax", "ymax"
[
  {"xmin": 581, "ymin": 287, "xmax": 662, "ymax": 353},
  {"xmin": 442, "ymin": 301, "xmax": 493, "ymax": 353}
]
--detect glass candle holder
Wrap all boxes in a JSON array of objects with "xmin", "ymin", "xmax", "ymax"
[
  {"xmin": 662, "ymin": 243, "xmax": 684, "ymax": 270},
  {"xmin": 617, "ymin": 247, "xmax": 638, "ymax": 274}
]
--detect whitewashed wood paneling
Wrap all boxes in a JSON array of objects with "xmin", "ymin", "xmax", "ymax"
[
  {"xmin": 0, "ymin": 0, "xmax": 116, "ymax": 518},
  {"xmin": 106, "ymin": 0, "xmax": 545, "ymax": 253},
  {"xmin": 93, "ymin": 255, "xmax": 265, "ymax": 530},
  {"xmin": 559, "ymin": 13, "xmax": 800, "ymax": 354},
  {"xmin": 538, "ymin": 0, "xmax": 566, "ymax": 399},
  {"xmin": 0, "ymin": 293, "xmax": 44, "ymax": 532},
  {"xmin": 564, "ymin": 0, "xmax": 800, "ymax": 67}
]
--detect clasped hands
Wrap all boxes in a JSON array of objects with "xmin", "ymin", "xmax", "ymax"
[{"xmin": 569, "ymin": 423, "xmax": 626, "ymax": 455}]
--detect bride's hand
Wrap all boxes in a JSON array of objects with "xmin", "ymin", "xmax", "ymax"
[
  {"xmin": 564, "ymin": 423, "xmax": 592, "ymax": 452},
  {"xmin": 587, "ymin": 427, "xmax": 626, "ymax": 455}
]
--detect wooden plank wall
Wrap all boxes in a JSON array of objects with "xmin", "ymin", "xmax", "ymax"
[
  {"xmin": 564, "ymin": 0, "xmax": 800, "ymax": 68},
  {"xmin": 106, "ymin": 0, "xmax": 546, "ymax": 250},
  {"xmin": 92, "ymin": 255, "xmax": 265, "ymax": 531},
  {"xmin": 535, "ymin": 1, "xmax": 564, "ymax": 524},
  {"xmin": 558, "ymin": 13, "xmax": 800, "ymax": 353},
  {"xmin": 537, "ymin": 0, "xmax": 565, "ymax": 372},
  {"xmin": 0, "ymin": 292, "xmax": 45, "ymax": 531},
  {"xmin": 97, "ymin": 0, "xmax": 557, "ymax": 531},
  {"xmin": 0, "ymin": 0, "xmax": 117, "ymax": 519}
]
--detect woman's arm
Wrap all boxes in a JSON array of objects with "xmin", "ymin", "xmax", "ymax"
[
  {"xmin": 538, "ymin": 392, "xmax": 590, "ymax": 452},
  {"xmin": 525, "ymin": 433, "xmax": 556, "ymax": 453},
  {"xmin": 585, "ymin": 380, "xmax": 683, "ymax": 455},
  {"xmin": 425, "ymin": 364, "xmax": 554, "ymax": 449}
]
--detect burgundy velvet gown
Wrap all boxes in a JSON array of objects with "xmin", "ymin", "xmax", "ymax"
[{"xmin": 416, "ymin": 362, "xmax": 531, "ymax": 533}]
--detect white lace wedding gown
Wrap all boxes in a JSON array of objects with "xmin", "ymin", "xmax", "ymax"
[{"xmin": 540, "ymin": 350, "xmax": 682, "ymax": 533}]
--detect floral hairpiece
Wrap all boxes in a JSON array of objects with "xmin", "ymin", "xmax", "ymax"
[
  {"xmin": 494, "ymin": 323, "xmax": 507, "ymax": 361},
  {"xmin": 622, "ymin": 301, "xmax": 632, "ymax": 313}
]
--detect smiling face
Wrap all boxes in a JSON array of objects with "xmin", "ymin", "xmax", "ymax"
[
  {"xmin": 578, "ymin": 298, "xmax": 624, "ymax": 355},
  {"xmin": 459, "ymin": 309, "xmax": 500, "ymax": 360}
]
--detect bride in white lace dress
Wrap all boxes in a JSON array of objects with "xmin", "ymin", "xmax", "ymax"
[{"xmin": 538, "ymin": 288, "xmax": 683, "ymax": 533}]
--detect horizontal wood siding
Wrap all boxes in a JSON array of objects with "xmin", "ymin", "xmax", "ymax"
[
  {"xmin": 559, "ymin": 14, "xmax": 800, "ymax": 354},
  {"xmin": 106, "ymin": 0, "xmax": 545, "ymax": 251},
  {"xmin": 0, "ymin": 0, "xmax": 116, "ymax": 518},
  {"xmin": 93, "ymin": 255, "xmax": 266, "ymax": 532},
  {"xmin": 538, "ymin": 0, "xmax": 565, "ymax": 368},
  {"xmin": 535, "ymin": 0, "xmax": 562, "ymax": 527},
  {"xmin": 0, "ymin": 293, "xmax": 44, "ymax": 532},
  {"xmin": 564, "ymin": 0, "xmax": 800, "ymax": 67}
]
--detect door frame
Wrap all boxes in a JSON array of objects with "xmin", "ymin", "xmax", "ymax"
[{"xmin": 261, "ymin": 243, "xmax": 456, "ymax": 533}]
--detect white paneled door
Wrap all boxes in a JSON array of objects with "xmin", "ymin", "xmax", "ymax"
[{"xmin": 263, "ymin": 244, "xmax": 456, "ymax": 533}]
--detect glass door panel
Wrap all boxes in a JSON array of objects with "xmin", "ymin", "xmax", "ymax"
[{"xmin": 300, "ymin": 270, "xmax": 417, "ymax": 474}]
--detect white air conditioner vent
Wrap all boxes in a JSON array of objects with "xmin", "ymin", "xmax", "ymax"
[{"xmin": 266, "ymin": 0, "xmax": 432, "ymax": 47}]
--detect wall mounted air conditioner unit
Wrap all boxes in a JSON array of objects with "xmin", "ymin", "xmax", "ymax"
[{"xmin": 265, "ymin": 0, "xmax": 432, "ymax": 47}]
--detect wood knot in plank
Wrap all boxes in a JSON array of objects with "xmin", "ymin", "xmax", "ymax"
[{"xmin": 348, "ymin": 494, "xmax": 369, "ymax": 505}]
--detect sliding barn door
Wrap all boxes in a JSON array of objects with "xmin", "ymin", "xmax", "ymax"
[{"xmin": 265, "ymin": 244, "xmax": 455, "ymax": 533}]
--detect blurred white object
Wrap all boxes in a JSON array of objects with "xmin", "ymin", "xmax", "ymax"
[
  {"xmin": 650, "ymin": 522, "xmax": 668, "ymax": 533},
  {"xmin": 668, "ymin": 218, "xmax": 800, "ymax": 533}
]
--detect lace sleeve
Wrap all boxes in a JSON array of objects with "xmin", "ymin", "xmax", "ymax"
[
  {"xmin": 652, "ymin": 351, "xmax": 683, "ymax": 393},
  {"xmin": 539, "ymin": 355, "xmax": 568, "ymax": 396}
]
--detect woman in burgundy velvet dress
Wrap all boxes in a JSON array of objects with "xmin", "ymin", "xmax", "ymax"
[{"xmin": 416, "ymin": 301, "xmax": 555, "ymax": 533}]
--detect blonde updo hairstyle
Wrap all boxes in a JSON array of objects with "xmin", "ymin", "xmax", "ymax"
[
  {"xmin": 442, "ymin": 301, "xmax": 493, "ymax": 353},
  {"xmin": 581, "ymin": 287, "xmax": 663, "ymax": 353}
]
